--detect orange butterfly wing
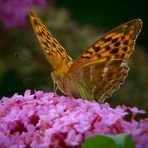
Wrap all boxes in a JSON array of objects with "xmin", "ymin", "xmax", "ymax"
[
  {"xmin": 69, "ymin": 19, "xmax": 142, "ymax": 71},
  {"xmin": 29, "ymin": 10, "xmax": 73, "ymax": 71},
  {"xmin": 65, "ymin": 19, "xmax": 142, "ymax": 102}
]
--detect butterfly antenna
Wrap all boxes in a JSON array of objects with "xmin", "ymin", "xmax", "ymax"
[{"xmin": 11, "ymin": 50, "xmax": 50, "ymax": 70}]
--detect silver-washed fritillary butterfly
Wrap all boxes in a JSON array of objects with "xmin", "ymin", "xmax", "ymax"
[{"xmin": 29, "ymin": 10, "xmax": 142, "ymax": 103}]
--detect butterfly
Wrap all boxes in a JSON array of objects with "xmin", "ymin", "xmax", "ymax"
[{"xmin": 29, "ymin": 10, "xmax": 142, "ymax": 103}]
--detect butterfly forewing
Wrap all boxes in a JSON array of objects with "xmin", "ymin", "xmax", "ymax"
[
  {"xmin": 29, "ymin": 10, "xmax": 73, "ymax": 71},
  {"xmin": 68, "ymin": 19, "xmax": 142, "ymax": 72},
  {"xmin": 66, "ymin": 19, "xmax": 142, "ymax": 102}
]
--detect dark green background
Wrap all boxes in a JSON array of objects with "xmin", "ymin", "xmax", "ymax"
[{"xmin": 57, "ymin": 0, "xmax": 148, "ymax": 48}]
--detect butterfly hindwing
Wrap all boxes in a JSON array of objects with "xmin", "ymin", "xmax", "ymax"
[{"xmin": 67, "ymin": 60, "xmax": 129, "ymax": 103}]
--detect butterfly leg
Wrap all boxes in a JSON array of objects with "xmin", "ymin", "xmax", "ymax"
[
  {"xmin": 98, "ymin": 96, "xmax": 105, "ymax": 104},
  {"xmin": 53, "ymin": 81, "xmax": 58, "ymax": 96}
]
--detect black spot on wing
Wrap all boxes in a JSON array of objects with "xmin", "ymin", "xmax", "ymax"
[
  {"xmin": 85, "ymin": 50, "xmax": 93, "ymax": 55},
  {"xmin": 37, "ymin": 32, "xmax": 42, "ymax": 36},
  {"xmin": 112, "ymin": 38, "xmax": 118, "ymax": 43},
  {"xmin": 81, "ymin": 55, "xmax": 90, "ymax": 59},
  {"xmin": 94, "ymin": 46, "xmax": 101, "ymax": 52},
  {"xmin": 114, "ymin": 42, "xmax": 120, "ymax": 47},
  {"xmin": 42, "ymin": 30, "xmax": 46, "ymax": 36},
  {"xmin": 53, "ymin": 39, "xmax": 58, "ymax": 44},
  {"xmin": 101, "ymin": 37, "xmax": 105, "ymax": 41},
  {"xmin": 97, "ymin": 54, "xmax": 102, "ymax": 58},
  {"xmin": 110, "ymin": 48, "xmax": 119, "ymax": 54},
  {"xmin": 57, "ymin": 50, "xmax": 63, "ymax": 58},
  {"xmin": 123, "ymin": 40, "xmax": 129, "ymax": 45},
  {"xmin": 105, "ymin": 37, "xmax": 112, "ymax": 42},
  {"xmin": 33, "ymin": 19, "xmax": 39, "ymax": 25},
  {"xmin": 46, "ymin": 35, "xmax": 50, "ymax": 40},
  {"xmin": 37, "ymin": 30, "xmax": 46, "ymax": 37},
  {"xmin": 46, "ymin": 39, "xmax": 51, "ymax": 44},
  {"xmin": 52, "ymin": 43, "xmax": 56, "ymax": 48},
  {"xmin": 41, "ymin": 41, "xmax": 49, "ymax": 48},
  {"xmin": 58, "ymin": 47, "xmax": 64, "ymax": 53},
  {"xmin": 47, "ymin": 32, "xmax": 51, "ymax": 37},
  {"xmin": 120, "ymin": 53, "xmax": 125, "ymax": 58},
  {"xmin": 106, "ymin": 56, "xmax": 111, "ymax": 60},
  {"xmin": 122, "ymin": 47, "xmax": 128, "ymax": 52},
  {"xmin": 105, "ymin": 45, "xmax": 110, "ymax": 50},
  {"xmin": 121, "ymin": 36, "xmax": 125, "ymax": 40},
  {"xmin": 115, "ymin": 55, "xmax": 119, "ymax": 58}
]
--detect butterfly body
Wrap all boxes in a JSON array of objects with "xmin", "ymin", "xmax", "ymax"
[
  {"xmin": 51, "ymin": 70, "xmax": 91, "ymax": 99},
  {"xmin": 30, "ymin": 10, "xmax": 142, "ymax": 103}
]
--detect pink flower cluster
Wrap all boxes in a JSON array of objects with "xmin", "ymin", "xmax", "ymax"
[
  {"xmin": 0, "ymin": 90, "xmax": 148, "ymax": 148},
  {"xmin": 0, "ymin": 0, "xmax": 46, "ymax": 28}
]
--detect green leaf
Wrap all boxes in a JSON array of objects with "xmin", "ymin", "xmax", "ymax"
[{"xmin": 82, "ymin": 134, "xmax": 134, "ymax": 148}]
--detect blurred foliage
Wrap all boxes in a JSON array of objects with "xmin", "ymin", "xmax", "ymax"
[
  {"xmin": 82, "ymin": 134, "xmax": 134, "ymax": 148},
  {"xmin": 0, "ymin": 4, "xmax": 148, "ymax": 113}
]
